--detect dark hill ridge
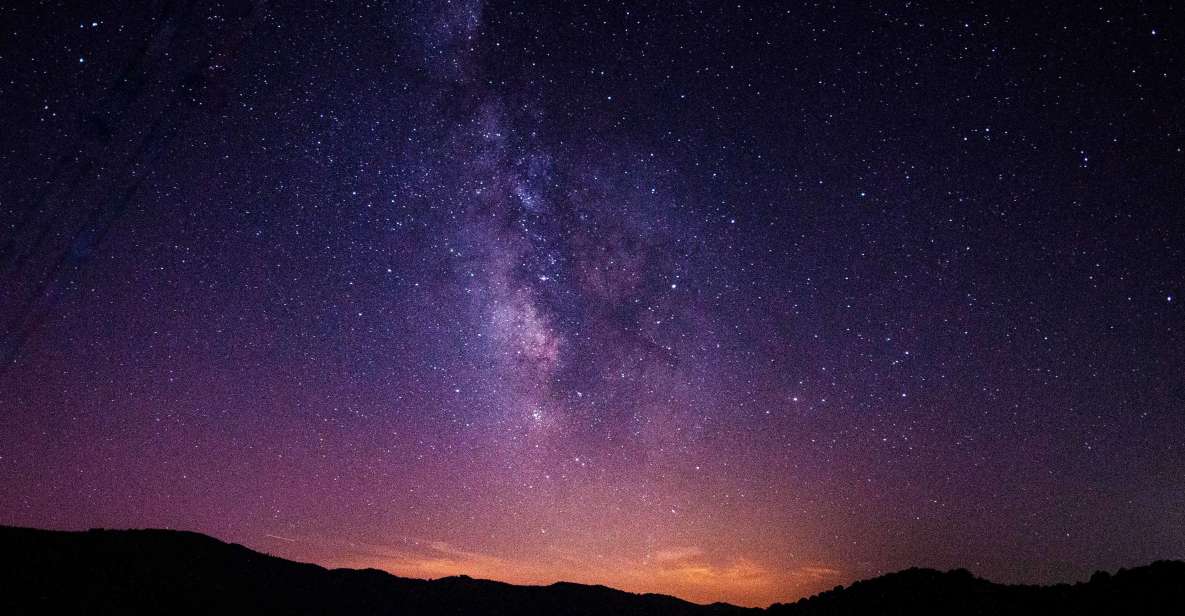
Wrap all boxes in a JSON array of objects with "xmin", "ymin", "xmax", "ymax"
[
  {"xmin": 0, "ymin": 526, "xmax": 752, "ymax": 616},
  {"xmin": 1, "ymin": 526, "xmax": 1182, "ymax": 615},
  {"xmin": 767, "ymin": 563, "xmax": 1185, "ymax": 616}
]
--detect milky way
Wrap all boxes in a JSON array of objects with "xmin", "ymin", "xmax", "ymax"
[{"xmin": 1, "ymin": 1, "xmax": 1183, "ymax": 607}]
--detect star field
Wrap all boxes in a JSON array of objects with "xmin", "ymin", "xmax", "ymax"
[{"xmin": 1, "ymin": 0, "xmax": 1183, "ymax": 607}]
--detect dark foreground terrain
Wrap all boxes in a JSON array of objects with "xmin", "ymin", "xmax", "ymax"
[{"xmin": 1, "ymin": 526, "xmax": 1181, "ymax": 615}]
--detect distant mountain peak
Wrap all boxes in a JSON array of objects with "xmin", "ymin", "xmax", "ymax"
[{"xmin": 2, "ymin": 526, "xmax": 1182, "ymax": 615}]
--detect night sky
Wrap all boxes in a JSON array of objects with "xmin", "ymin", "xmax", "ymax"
[{"xmin": 1, "ymin": 0, "xmax": 1183, "ymax": 607}]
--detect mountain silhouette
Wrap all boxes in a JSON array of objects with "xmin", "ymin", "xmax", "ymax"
[
  {"xmin": 767, "ymin": 563, "xmax": 1185, "ymax": 616},
  {"xmin": 2, "ymin": 525, "xmax": 1182, "ymax": 615}
]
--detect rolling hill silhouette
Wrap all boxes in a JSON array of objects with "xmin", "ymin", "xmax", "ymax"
[{"xmin": 1, "ymin": 525, "xmax": 1181, "ymax": 615}]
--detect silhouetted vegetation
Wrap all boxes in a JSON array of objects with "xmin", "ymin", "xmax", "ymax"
[
  {"xmin": 768, "ymin": 561, "xmax": 1185, "ymax": 616},
  {"xmin": 2, "ymin": 526, "xmax": 1181, "ymax": 615}
]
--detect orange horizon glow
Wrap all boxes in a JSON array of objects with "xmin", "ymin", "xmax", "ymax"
[{"xmin": 267, "ymin": 535, "xmax": 842, "ymax": 607}]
